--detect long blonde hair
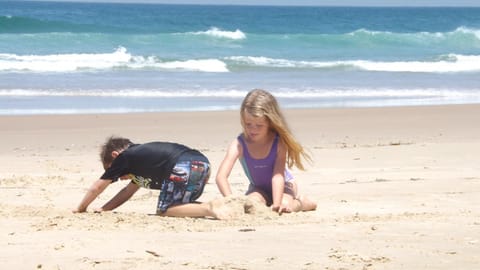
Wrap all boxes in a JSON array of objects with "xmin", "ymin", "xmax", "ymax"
[{"xmin": 240, "ymin": 89, "xmax": 311, "ymax": 170}]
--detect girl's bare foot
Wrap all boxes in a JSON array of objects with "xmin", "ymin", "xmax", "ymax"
[
  {"xmin": 295, "ymin": 195, "xmax": 317, "ymax": 212},
  {"xmin": 300, "ymin": 195, "xmax": 317, "ymax": 211}
]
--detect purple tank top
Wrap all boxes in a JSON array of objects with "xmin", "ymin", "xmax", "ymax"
[{"xmin": 238, "ymin": 134, "xmax": 293, "ymax": 194}]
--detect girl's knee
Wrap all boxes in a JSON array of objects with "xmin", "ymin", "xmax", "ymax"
[{"xmin": 247, "ymin": 191, "xmax": 268, "ymax": 205}]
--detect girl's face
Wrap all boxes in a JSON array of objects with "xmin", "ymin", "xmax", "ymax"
[{"xmin": 243, "ymin": 112, "xmax": 270, "ymax": 142}]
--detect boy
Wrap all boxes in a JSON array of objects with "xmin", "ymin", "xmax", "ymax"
[{"xmin": 73, "ymin": 136, "xmax": 229, "ymax": 219}]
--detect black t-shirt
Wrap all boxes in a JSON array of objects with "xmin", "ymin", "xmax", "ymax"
[{"xmin": 100, "ymin": 142, "xmax": 193, "ymax": 189}]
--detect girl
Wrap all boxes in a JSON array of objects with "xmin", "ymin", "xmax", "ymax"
[{"xmin": 216, "ymin": 89, "xmax": 317, "ymax": 214}]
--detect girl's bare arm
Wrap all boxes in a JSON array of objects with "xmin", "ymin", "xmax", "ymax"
[{"xmin": 215, "ymin": 139, "xmax": 241, "ymax": 196}]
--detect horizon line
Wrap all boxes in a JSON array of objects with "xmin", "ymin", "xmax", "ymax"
[{"xmin": 8, "ymin": 0, "xmax": 480, "ymax": 7}]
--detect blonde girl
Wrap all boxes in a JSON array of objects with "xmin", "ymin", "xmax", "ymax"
[{"xmin": 216, "ymin": 89, "xmax": 317, "ymax": 214}]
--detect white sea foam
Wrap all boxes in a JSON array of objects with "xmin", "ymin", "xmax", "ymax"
[
  {"xmin": 2, "ymin": 87, "xmax": 479, "ymax": 115},
  {"xmin": 228, "ymin": 54, "xmax": 480, "ymax": 73},
  {"xmin": 192, "ymin": 27, "xmax": 246, "ymax": 40},
  {"xmin": 0, "ymin": 47, "xmax": 229, "ymax": 73},
  {"xmin": 227, "ymin": 56, "xmax": 338, "ymax": 68},
  {"xmin": 152, "ymin": 59, "xmax": 228, "ymax": 72},
  {"xmin": 455, "ymin": 26, "xmax": 480, "ymax": 40},
  {"xmin": 0, "ymin": 89, "xmax": 245, "ymax": 97},
  {"xmin": 0, "ymin": 46, "xmax": 131, "ymax": 72},
  {"xmin": 1, "ymin": 48, "xmax": 479, "ymax": 74},
  {"xmin": 350, "ymin": 54, "xmax": 480, "ymax": 73},
  {"xmin": 0, "ymin": 105, "xmax": 242, "ymax": 115},
  {"xmin": 348, "ymin": 27, "xmax": 480, "ymax": 41},
  {"xmin": 1, "ymin": 88, "xmax": 479, "ymax": 99}
]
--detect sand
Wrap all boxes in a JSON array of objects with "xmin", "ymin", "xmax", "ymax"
[{"xmin": 1, "ymin": 104, "xmax": 479, "ymax": 269}]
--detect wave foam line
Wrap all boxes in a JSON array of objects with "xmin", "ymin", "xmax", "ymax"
[
  {"xmin": 351, "ymin": 55, "xmax": 480, "ymax": 73},
  {"xmin": 347, "ymin": 26, "xmax": 480, "ymax": 41},
  {"xmin": 190, "ymin": 27, "xmax": 246, "ymax": 40},
  {"xmin": 228, "ymin": 54, "xmax": 480, "ymax": 73},
  {"xmin": 0, "ymin": 89, "xmax": 247, "ymax": 97},
  {"xmin": 0, "ymin": 47, "xmax": 228, "ymax": 73},
  {"xmin": 2, "ymin": 88, "xmax": 479, "ymax": 99}
]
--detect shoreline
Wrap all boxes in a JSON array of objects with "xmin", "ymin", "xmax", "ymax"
[
  {"xmin": 1, "ymin": 104, "xmax": 479, "ymax": 269},
  {"xmin": 1, "ymin": 101, "xmax": 480, "ymax": 117}
]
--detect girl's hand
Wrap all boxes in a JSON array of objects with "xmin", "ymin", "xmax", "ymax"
[
  {"xmin": 271, "ymin": 203, "xmax": 292, "ymax": 215},
  {"xmin": 72, "ymin": 207, "xmax": 86, "ymax": 213}
]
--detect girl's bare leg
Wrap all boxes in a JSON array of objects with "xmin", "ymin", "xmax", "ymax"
[
  {"xmin": 246, "ymin": 191, "xmax": 268, "ymax": 205},
  {"xmin": 288, "ymin": 181, "xmax": 317, "ymax": 212}
]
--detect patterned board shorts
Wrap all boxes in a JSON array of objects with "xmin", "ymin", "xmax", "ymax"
[{"xmin": 157, "ymin": 152, "xmax": 210, "ymax": 213}]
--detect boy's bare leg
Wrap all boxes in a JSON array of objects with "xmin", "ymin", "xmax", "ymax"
[
  {"xmin": 157, "ymin": 203, "xmax": 210, "ymax": 218},
  {"xmin": 157, "ymin": 199, "xmax": 237, "ymax": 220}
]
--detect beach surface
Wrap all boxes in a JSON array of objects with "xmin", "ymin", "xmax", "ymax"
[{"xmin": 1, "ymin": 105, "xmax": 479, "ymax": 270}]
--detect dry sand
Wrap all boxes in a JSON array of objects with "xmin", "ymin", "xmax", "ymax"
[{"xmin": 1, "ymin": 105, "xmax": 479, "ymax": 269}]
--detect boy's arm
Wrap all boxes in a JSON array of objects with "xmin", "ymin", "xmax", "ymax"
[
  {"xmin": 98, "ymin": 181, "xmax": 140, "ymax": 211},
  {"xmin": 215, "ymin": 139, "xmax": 240, "ymax": 196},
  {"xmin": 73, "ymin": 179, "xmax": 112, "ymax": 213}
]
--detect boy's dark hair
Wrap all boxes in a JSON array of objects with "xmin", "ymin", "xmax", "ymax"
[{"xmin": 100, "ymin": 136, "xmax": 133, "ymax": 170}]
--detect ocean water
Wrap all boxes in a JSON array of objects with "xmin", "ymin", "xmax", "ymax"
[{"xmin": 1, "ymin": 1, "xmax": 480, "ymax": 115}]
